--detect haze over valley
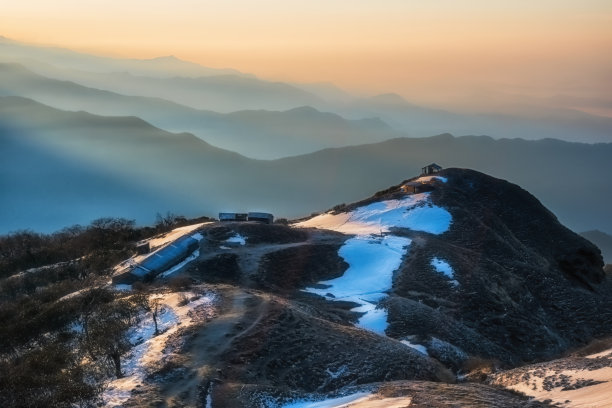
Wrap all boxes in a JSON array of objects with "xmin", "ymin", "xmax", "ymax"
[{"xmin": 1, "ymin": 35, "xmax": 611, "ymax": 238}]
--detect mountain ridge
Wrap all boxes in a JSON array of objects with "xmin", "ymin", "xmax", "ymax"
[
  {"xmin": 0, "ymin": 63, "xmax": 395, "ymax": 159},
  {"xmin": 1, "ymin": 96, "xmax": 611, "ymax": 236}
]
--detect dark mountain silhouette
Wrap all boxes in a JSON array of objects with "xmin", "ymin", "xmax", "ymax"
[
  {"xmin": 384, "ymin": 169, "xmax": 610, "ymax": 364},
  {"xmin": 0, "ymin": 63, "xmax": 394, "ymax": 159},
  {"xmin": 1, "ymin": 97, "xmax": 611, "ymax": 235}
]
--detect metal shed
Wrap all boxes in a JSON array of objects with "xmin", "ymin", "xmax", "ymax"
[
  {"xmin": 219, "ymin": 212, "xmax": 248, "ymax": 222},
  {"xmin": 130, "ymin": 235, "xmax": 199, "ymax": 280},
  {"xmin": 247, "ymin": 212, "xmax": 274, "ymax": 224}
]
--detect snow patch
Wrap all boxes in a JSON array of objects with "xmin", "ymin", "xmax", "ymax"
[
  {"xmin": 304, "ymin": 235, "xmax": 411, "ymax": 335},
  {"xmin": 401, "ymin": 340, "xmax": 429, "ymax": 355},
  {"xmin": 430, "ymin": 257, "xmax": 457, "ymax": 285},
  {"xmin": 69, "ymin": 320, "xmax": 84, "ymax": 334},
  {"xmin": 205, "ymin": 383, "xmax": 213, "ymax": 408},
  {"xmin": 114, "ymin": 284, "xmax": 132, "ymax": 291},
  {"xmin": 226, "ymin": 233, "xmax": 247, "ymax": 245}
]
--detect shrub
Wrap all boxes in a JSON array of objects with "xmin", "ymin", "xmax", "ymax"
[{"xmin": 168, "ymin": 276, "xmax": 193, "ymax": 291}]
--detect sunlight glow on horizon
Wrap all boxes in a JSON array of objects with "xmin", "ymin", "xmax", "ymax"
[{"xmin": 2, "ymin": 0, "xmax": 611, "ymax": 109}]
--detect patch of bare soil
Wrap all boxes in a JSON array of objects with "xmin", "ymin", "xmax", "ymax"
[
  {"xmin": 255, "ymin": 244, "xmax": 348, "ymax": 292},
  {"xmin": 190, "ymin": 253, "xmax": 242, "ymax": 283}
]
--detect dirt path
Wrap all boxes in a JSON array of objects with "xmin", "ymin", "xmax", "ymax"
[{"xmin": 160, "ymin": 286, "xmax": 268, "ymax": 407}]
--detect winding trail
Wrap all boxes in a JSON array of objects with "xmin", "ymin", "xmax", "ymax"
[{"xmin": 160, "ymin": 285, "xmax": 269, "ymax": 407}]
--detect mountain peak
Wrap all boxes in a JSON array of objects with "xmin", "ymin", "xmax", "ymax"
[{"xmin": 297, "ymin": 167, "xmax": 608, "ymax": 365}]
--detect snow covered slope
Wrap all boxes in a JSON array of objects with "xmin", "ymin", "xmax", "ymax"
[
  {"xmin": 295, "ymin": 193, "xmax": 451, "ymax": 235},
  {"xmin": 297, "ymin": 192, "xmax": 452, "ymax": 335}
]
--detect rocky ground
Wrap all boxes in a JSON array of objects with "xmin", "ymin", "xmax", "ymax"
[{"xmin": 109, "ymin": 169, "xmax": 612, "ymax": 407}]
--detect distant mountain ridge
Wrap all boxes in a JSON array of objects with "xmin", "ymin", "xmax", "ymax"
[
  {"xmin": 17, "ymin": 59, "xmax": 325, "ymax": 112},
  {"xmin": 2, "ymin": 36, "xmax": 611, "ymax": 145},
  {"xmin": 0, "ymin": 63, "xmax": 395, "ymax": 159},
  {"xmin": 1, "ymin": 96, "xmax": 611, "ymax": 235}
]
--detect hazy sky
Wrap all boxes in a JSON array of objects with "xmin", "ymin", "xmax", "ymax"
[{"xmin": 2, "ymin": 1, "xmax": 611, "ymax": 111}]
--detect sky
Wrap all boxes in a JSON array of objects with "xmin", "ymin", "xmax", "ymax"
[{"xmin": 2, "ymin": 0, "xmax": 611, "ymax": 112}]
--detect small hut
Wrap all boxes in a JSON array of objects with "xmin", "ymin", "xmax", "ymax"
[
  {"xmin": 248, "ymin": 212, "xmax": 274, "ymax": 224},
  {"xmin": 219, "ymin": 212, "xmax": 248, "ymax": 222},
  {"xmin": 422, "ymin": 163, "xmax": 442, "ymax": 175}
]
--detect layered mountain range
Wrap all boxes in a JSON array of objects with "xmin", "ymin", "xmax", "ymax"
[
  {"xmin": 1, "ymin": 35, "xmax": 610, "ymax": 242},
  {"xmin": 1, "ymin": 96, "xmax": 611, "ymax": 236}
]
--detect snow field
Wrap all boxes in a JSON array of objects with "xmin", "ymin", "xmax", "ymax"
[
  {"xmin": 304, "ymin": 235, "xmax": 411, "ymax": 334},
  {"xmin": 296, "ymin": 193, "xmax": 451, "ymax": 236},
  {"xmin": 301, "ymin": 193, "xmax": 452, "ymax": 336}
]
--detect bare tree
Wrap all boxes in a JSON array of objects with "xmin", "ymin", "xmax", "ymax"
[
  {"xmin": 132, "ymin": 291, "xmax": 163, "ymax": 336},
  {"xmin": 85, "ymin": 299, "xmax": 137, "ymax": 379}
]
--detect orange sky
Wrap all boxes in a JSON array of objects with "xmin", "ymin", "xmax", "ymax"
[{"xmin": 2, "ymin": 1, "xmax": 611, "ymax": 109}]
